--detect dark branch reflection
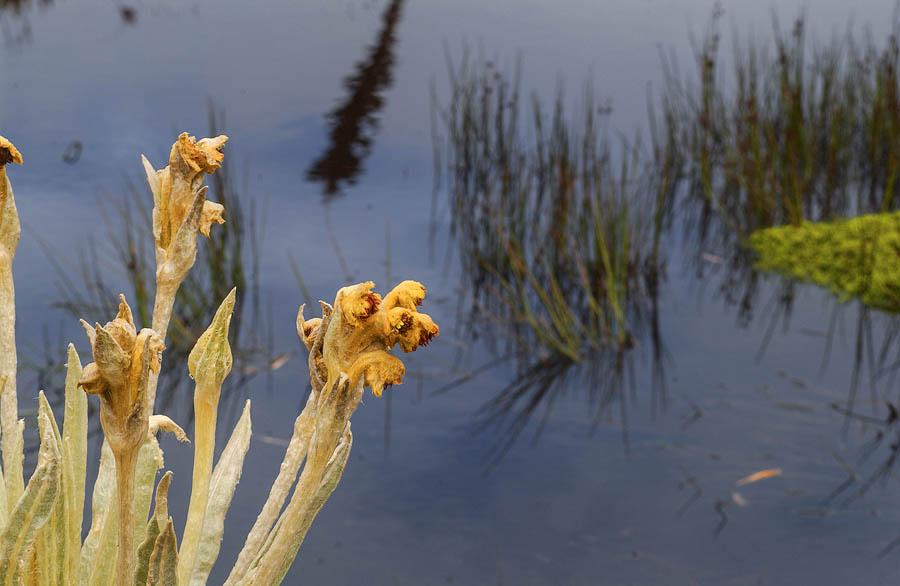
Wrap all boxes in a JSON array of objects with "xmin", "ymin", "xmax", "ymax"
[{"xmin": 307, "ymin": 0, "xmax": 405, "ymax": 198}]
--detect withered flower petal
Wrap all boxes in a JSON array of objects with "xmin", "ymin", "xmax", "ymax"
[
  {"xmin": 105, "ymin": 295, "xmax": 137, "ymax": 352},
  {"xmin": 92, "ymin": 325, "xmax": 130, "ymax": 394},
  {"xmin": 383, "ymin": 280, "xmax": 425, "ymax": 310},
  {"xmin": 79, "ymin": 362, "xmax": 104, "ymax": 395},
  {"xmin": 395, "ymin": 312, "xmax": 440, "ymax": 353},
  {"xmin": 296, "ymin": 304, "xmax": 322, "ymax": 351},
  {"xmin": 347, "ymin": 351, "xmax": 405, "ymax": 398},
  {"xmin": 336, "ymin": 281, "xmax": 381, "ymax": 327},
  {"xmin": 200, "ymin": 200, "xmax": 225, "ymax": 238},
  {"xmin": 172, "ymin": 133, "xmax": 228, "ymax": 175}
]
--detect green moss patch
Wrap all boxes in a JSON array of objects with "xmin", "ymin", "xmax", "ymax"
[{"xmin": 749, "ymin": 212, "xmax": 900, "ymax": 312}]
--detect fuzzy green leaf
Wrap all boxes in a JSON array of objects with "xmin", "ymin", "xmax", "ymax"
[
  {"xmin": 189, "ymin": 401, "xmax": 251, "ymax": 585},
  {"xmin": 33, "ymin": 392, "xmax": 71, "ymax": 586},
  {"xmin": 80, "ymin": 441, "xmax": 117, "ymax": 586},
  {"xmin": 135, "ymin": 472, "xmax": 172, "ymax": 586},
  {"xmin": 0, "ymin": 400, "xmax": 61, "ymax": 583},
  {"xmin": 62, "ymin": 345, "xmax": 86, "ymax": 579},
  {"xmin": 133, "ymin": 437, "xmax": 165, "ymax": 548},
  {"xmin": 146, "ymin": 518, "xmax": 178, "ymax": 586},
  {"xmin": 135, "ymin": 519, "xmax": 161, "ymax": 586}
]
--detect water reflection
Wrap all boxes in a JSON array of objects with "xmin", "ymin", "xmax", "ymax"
[
  {"xmin": 0, "ymin": 0, "xmax": 46, "ymax": 44},
  {"xmin": 433, "ymin": 55, "xmax": 669, "ymax": 460},
  {"xmin": 660, "ymin": 10, "xmax": 900, "ymax": 236},
  {"xmin": 658, "ymin": 8, "xmax": 900, "ymax": 327},
  {"xmin": 434, "ymin": 15, "xmax": 900, "ymax": 482},
  {"xmin": 654, "ymin": 11, "xmax": 900, "ymax": 509},
  {"xmin": 307, "ymin": 0, "xmax": 405, "ymax": 197},
  {"xmin": 1, "ymin": 0, "xmax": 135, "ymax": 44}
]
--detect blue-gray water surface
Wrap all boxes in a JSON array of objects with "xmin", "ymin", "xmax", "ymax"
[{"xmin": 3, "ymin": 0, "xmax": 900, "ymax": 584}]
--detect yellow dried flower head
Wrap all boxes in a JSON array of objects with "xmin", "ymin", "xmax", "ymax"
[
  {"xmin": 304, "ymin": 280, "xmax": 439, "ymax": 398},
  {"xmin": 168, "ymin": 133, "xmax": 228, "ymax": 241},
  {"xmin": 79, "ymin": 295, "xmax": 164, "ymax": 451},
  {"xmin": 141, "ymin": 133, "xmax": 228, "ymax": 288},
  {"xmin": 172, "ymin": 133, "xmax": 227, "ymax": 175}
]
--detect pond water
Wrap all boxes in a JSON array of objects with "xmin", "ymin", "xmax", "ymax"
[{"xmin": 3, "ymin": 0, "xmax": 900, "ymax": 584}]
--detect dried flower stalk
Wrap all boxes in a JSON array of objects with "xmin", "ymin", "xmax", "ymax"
[
  {"xmin": 178, "ymin": 288, "xmax": 236, "ymax": 584},
  {"xmin": 228, "ymin": 280, "xmax": 439, "ymax": 584},
  {"xmin": 79, "ymin": 295, "xmax": 164, "ymax": 583},
  {"xmin": 0, "ymin": 137, "xmax": 23, "ymax": 513},
  {"xmin": 141, "ymin": 132, "xmax": 228, "ymax": 411}
]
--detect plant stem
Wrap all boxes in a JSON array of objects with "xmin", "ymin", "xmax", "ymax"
[
  {"xmin": 225, "ymin": 394, "xmax": 316, "ymax": 585},
  {"xmin": 114, "ymin": 447, "xmax": 139, "ymax": 584},
  {"xmin": 146, "ymin": 279, "xmax": 178, "ymax": 413},
  {"xmin": 178, "ymin": 385, "xmax": 218, "ymax": 584},
  {"xmin": 248, "ymin": 382, "xmax": 361, "ymax": 584},
  {"xmin": 151, "ymin": 279, "xmax": 178, "ymax": 338}
]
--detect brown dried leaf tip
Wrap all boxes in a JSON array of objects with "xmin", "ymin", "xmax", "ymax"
[
  {"xmin": 300, "ymin": 280, "xmax": 439, "ymax": 398},
  {"xmin": 0, "ymin": 136, "xmax": 23, "ymax": 256},
  {"xmin": 0, "ymin": 137, "xmax": 23, "ymax": 166},
  {"xmin": 79, "ymin": 295, "xmax": 164, "ymax": 451}
]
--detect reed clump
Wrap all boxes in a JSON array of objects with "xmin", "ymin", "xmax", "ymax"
[
  {"xmin": 0, "ymin": 132, "xmax": 438, "ymax": 584},
  {"xmin": 433, "ymin": 56, "xmax": 671, "ymax": 453},
  {"xmin": 436, "ymin": 57, "xmax": 663, "ymax": 363},
  {"xmin": 661, "ymin": 10, "xmax": 900, "ymax": 242}
]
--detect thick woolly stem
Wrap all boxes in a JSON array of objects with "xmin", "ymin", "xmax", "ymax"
[
  {"xmin": 113, "ymin": 447, "xmax": 139, "ymax": 584},
  {"xmin": 177, "ymin": 383, "xmax": 218, "ymax": 584},
  {"xmin": 146, "ymin": 279, "xmax": 179, "ymax": 412}
]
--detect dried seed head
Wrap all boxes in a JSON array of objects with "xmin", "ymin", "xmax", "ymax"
[
  {"xmin": 172, "ymin": 133, "xmax": 227, "ymax": 175},
  {"xmin": 142, "ymin": 133, "xmax": 228, "ymax": 285},
  {"xmin": 79, "ymin": 295, "xmax": 163, "ymax": 451}
]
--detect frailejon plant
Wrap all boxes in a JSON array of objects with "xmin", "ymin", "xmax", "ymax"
[{"xmin": 0, "ymin": 133, "xmax": 438, "ymax": 585}]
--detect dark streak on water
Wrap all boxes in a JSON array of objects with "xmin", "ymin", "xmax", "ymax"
[{"xmin": 307, "ymin": 0, "xmax": 405, "ymax": 198}]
